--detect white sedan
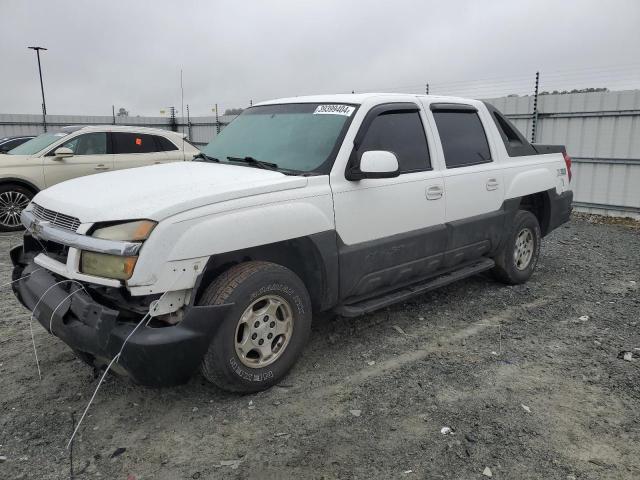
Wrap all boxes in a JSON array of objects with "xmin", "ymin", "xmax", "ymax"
[{"xmin": 0, "ymin": 125, "xmax": 199, "ymax": 231}]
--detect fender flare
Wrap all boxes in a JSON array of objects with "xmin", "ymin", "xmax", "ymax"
[{"xmin": 505, "ymin": 168, "xmax": 556, "ymax": 200}]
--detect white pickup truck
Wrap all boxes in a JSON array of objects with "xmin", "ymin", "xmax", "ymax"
[{"xmin": 12, "ymin": 93, "xmax": 573, "ymax": 392}]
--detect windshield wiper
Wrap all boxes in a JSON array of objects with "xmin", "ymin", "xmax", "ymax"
[
  {"xmin": 193, "ymin": 152, "xmax": 220, "ymax": 162},
  {"xmin": 227, "ymin": 156, "xmax": 279, "ymax": 171}
]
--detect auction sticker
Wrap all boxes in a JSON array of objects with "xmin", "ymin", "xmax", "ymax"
[{"xmin": 314, "ymin": 104, "xmax": 355, "ymax": 116}]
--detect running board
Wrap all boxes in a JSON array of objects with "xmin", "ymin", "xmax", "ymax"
[{"xmin": 335, "ymin": 258, "xmax": 495, "ymax": 318}]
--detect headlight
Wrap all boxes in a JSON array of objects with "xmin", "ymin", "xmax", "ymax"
[
  {"xmin": 80, "ymin": 220, "xmax": 156, "ymax": 280},
  {"xmin": 81, "ymin": 252, "xmax": 137, "ymax": 280},
  {"xmin": 91, "ymin": 220, "xmax": 156, "ymax": 241}
]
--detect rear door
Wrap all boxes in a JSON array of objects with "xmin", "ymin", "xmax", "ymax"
[
  {"xmin": 43, "ymin": 132, "xmax": 113, "ymax": 187},
  {"xmin": 427, "ymin": 102, "xmax": 505, "ymax": 265},
  {"xmin": 111, "ymin": 132, "xmax": 169, "ymax": 169},
  {"xmin": 331, "ymin": 102, "xmax": 446, "ymax": 300}
]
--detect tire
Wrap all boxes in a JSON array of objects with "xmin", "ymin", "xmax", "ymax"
[
  {"xmin": 0, "ymin": 183, "xmax": 34, "ymax": 232},
  {"xmin": 491, "ymin": 209, "xmax": 541, "ymax": 285},
  {"xmin": 199, "ymin": 261, "xmax": 312, "ymax": 393}
]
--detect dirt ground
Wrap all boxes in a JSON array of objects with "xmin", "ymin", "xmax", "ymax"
[{"xmin": 0, "ymin": 215, "xmax": 639, "ymax": 480}]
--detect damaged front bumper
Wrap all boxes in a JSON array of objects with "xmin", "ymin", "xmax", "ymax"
[{"xmin": 12, "ymin": 247, "xmax": 232, "ymax": 387}]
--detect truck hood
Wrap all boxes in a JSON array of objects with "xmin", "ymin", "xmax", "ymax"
[{"xmin": 33, "ymin": 162, "xmax": 308, "ymax": 223}]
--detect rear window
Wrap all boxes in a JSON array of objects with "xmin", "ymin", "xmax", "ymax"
[
  {"xmin": 433, "ymin": 111, "xmax": 491, "ymax": 168},
  {"xmin": 488, "ymin": 108, "xmax": 537, "ymax": 157},
  {"xmin": 156, "ymin": 135, "xmax": 178, "ymax": 151},
  {"xmin": 112, "ymin": 133, "xmax": 159, "ymax": 154}
]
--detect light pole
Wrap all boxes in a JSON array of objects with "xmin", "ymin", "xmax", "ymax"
[{"xmin": 28, "ymin": 46, "xmax": 48, "ymax": 132}]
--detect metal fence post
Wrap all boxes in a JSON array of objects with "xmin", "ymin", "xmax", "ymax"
[
  {"xmin": 186, "ymin": 104, "xmax": 192, "ymax": 141},
  {"xmin": 215, "ymin": 104, "xmax": 220, "ymax": 135},
  {"xmin": 531, "ymin": 71, "xmax": 540, "ymax": 143}
]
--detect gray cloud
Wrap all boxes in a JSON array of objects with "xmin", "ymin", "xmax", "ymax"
[{"xmin": 1, "ymin": 0, "xmax": 639, "ymax": 116}]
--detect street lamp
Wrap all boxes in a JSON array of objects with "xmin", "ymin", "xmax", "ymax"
[{"xmin": 28, "ymin": 46, "xmax": 48, "ymax": 132}]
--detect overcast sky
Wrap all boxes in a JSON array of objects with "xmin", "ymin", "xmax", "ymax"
[{"xmin": 1, "ymin": 0, "xmax": 639, "ymax": 116}]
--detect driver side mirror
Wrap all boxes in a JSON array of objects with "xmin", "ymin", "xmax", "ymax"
[
  {"xmin": 54, "ymin": 147, "xmax": 74, "ymax": 159},
  {"xmin": 347, "ymin": 150, "xmax": 400, "ymax": 180}
]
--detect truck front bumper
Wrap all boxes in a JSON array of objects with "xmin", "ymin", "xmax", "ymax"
[{"xmin": 12, "ymin": 252, "xmax": 232, "ymax": 387}]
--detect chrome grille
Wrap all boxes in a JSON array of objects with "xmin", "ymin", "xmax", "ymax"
[{"xmin": 31, "ymin": 203, "xmax": 81, "ymax": 232}]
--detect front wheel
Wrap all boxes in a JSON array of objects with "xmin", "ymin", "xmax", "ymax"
[
  {"xmin": 0, "ymin": 183, "xmax": 34, "ymax": 232},
  {"xmin": 199, "ymin": 261, "xmax": 312, "ymax": 393},
  {"xmin": 491, "ymin": 209, "xmax": 541, "ymax": 285}
]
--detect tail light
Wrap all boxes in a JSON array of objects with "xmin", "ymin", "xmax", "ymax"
[{"xmin": 563, "ymin": 151, "xmax": 572, "ymax": 182}]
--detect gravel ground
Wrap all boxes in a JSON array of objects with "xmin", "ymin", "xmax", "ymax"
[{"xmin": 0, "ymin": 215, "xmax": 639, "ymax": 480}]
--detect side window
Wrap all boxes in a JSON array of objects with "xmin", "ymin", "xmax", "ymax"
[
  {"xmin": 112, "ymin": 133, "xmax": 159, "ymax": 154},
  {"xmin": 359, "ymin": 111, "xmax": 431, "ymax": 173},
  {"xmin": 60, "ymin": 133, "xmax": 107, "ymax": 155},
  {"xmin": 156, "ymin": 135, "xmax": 179, "ymax": 151},
  {"xmin": 433, "ymin": 111, "xmax": 491, "ymax": 168}
]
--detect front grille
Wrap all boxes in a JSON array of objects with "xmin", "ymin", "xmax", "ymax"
[{"xmin": 31, "ymin": 203, "xmax": 81, "ymax": 233}]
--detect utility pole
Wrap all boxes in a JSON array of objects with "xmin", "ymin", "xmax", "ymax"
[
  {"xmin": 180, "ymin": 69, "xmax": 185, "ymax": 137},
  {"xmin": 531, "ymin": 71, "xmax": 540, "ymax": 143},
  {"xmin": 186, "ymin": 104, "xmax": 192, "ymax": 141},
  {"xmin": 28, "ymin": 46, "xmax": 48, "ymax": 132},
  {"xmin": 112, "ymin": 105, "xmax": 116, "ymax": 125}
]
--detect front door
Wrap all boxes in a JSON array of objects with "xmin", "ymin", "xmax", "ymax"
[
  {"xmin": 331, "ymin": 103, "xmax": 446, "ymax": 301},
  {"xmin": 43, "ymin": 132, "xmax": 113, "ymax": 187}
]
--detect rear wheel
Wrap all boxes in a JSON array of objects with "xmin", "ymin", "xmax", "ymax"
[
  {"xmin": 199, "ymin": 261, "xmax": 312, "ymax": 393},
  {"xmin": 492, "ymin": 209, "xmax": 541, "ymax": 284},
  {"xmin": 0, "ymin": 183, "xmax": 34, "ymax": 232}
]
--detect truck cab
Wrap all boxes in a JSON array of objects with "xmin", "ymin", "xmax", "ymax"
[{"xmin": 12, "ymin": 93, "xmax": 573, "ymax": 393}]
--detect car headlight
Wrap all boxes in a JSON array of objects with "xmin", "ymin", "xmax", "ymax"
[
  {"xmin": 91, "ymin": 220, "xmax": 156, "ymax": 241},
  {"xmin": 81, "ymin": 252, "xmax": 138, "ymax": 280},
  {"xmin": 80, "ymin": 220, "xmax": 156, "ymax": 280}
]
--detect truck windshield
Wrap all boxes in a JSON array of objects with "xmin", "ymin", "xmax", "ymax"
[
  {"xmin": 9, "ymin": 132, "xmax": 67, "ymax": 155},
  {"xmin": 201, "ymin": 103, "xmax": 356, "ymax": 173}
]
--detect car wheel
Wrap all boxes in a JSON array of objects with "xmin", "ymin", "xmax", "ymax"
[
  {"xmin": 199, "ymin": 261, "xmax": 312, "ymax": 393},
  {"xmin": 0, "ymin": 183, "xmax": 34, "ymax": 232},
  {"xmin": 492, "ymin": 209, "xmax": 541, "ymax": 285}
]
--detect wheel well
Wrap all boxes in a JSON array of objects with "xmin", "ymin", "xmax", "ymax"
[
  {"xmin": 0, "ymin": 178, "xmax": 39, "ymax": 195},
  {"xmin": 194, "ymin": 238, "xmax": 328, "ymax": 312},
  {"xmin": 520, "ymin": 192, "xmax": 551, "ymax": 235}
]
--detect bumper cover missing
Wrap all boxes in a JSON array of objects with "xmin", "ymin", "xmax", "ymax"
[{"xmin": 12, "ymin": 254, "xmax": 232, "ymax": 387}]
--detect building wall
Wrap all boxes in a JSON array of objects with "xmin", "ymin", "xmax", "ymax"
[{"xmin": 486, "ymin": 90, "xmax": 640, "ymax": 219}]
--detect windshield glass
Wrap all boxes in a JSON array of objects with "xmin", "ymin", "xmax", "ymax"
[
  {"xmin": 8, "ymin": 132, "xmax": 67, "ymax": 155},
  {"xmin": 201, "ymin": 103, "xmax": 356, "ymax": 173}
]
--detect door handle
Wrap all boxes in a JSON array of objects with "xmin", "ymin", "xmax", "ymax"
[
  {"xmin": 426, "ymin": 185, "xmax": 443, "ymax": 200},
  {"xmin": 486, "ymin": 178, "xmax": 499, "ymax": 191},
  {"xmin": 94, "ymin": 164, "xmax": 110, "ymax": 171}
]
